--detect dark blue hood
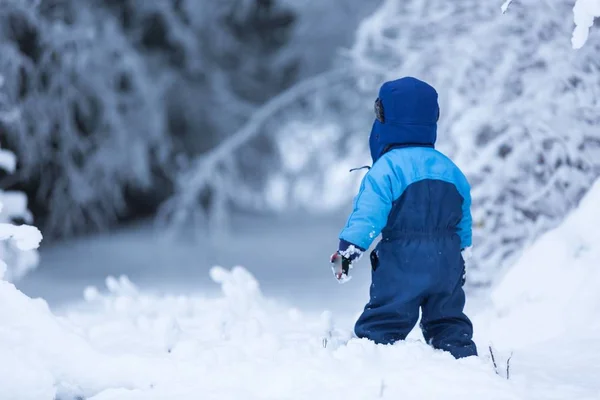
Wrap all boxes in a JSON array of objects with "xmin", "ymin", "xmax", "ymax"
[{"xmin": 369, "ymin": 77, "xmax": 439, "ymax": 162}]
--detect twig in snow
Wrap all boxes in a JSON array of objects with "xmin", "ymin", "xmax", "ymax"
[
  {"xmin": 501, "ymin": 0, "xmax": 513, "ymax": 14},
  {"xmin": 379, "ymin": 380, "xmax": 386, "ymax": 398},
  {"xmin": 507, "ymin": 352, "xmax": 513, "ymax": 380},
  {"xmin": 489, "ymin": 346, "xmax": 499, "ymax": 375}
]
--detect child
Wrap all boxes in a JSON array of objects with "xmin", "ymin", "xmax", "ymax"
[{"xmin": 330, "ymin": 77, "xmax": 477, "ymax": 359}]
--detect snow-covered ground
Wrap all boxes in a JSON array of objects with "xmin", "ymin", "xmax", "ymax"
[
  {"xmin": 17, "ymin": 212, "xmax": 375, "ymax": 314},
  {"xmin": 6, "ymin": 181, "xmax": 600, "ymax": 399}
]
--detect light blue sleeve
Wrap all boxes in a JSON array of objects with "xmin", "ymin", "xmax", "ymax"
[
  {"xmin": 456, "ymin": 175, "xmax": 472, "ymax": 249},
  {"xmin": 339, "ymin": 160, "xmax": 396, "ymax": 251}
]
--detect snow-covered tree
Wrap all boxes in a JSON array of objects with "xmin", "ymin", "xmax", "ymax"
[
  {"xmin": 163, "ymin": 0, "xmax": 600, "ymax": 287},
  {"xmin": 0, "ymin": 0, "xmax": 170, "ymax": 237},
  {"xmin": 349, "ymin": 0, "xmax": 600, "ymax": 286},
  {"xmin": 0, "ymin": 139, "xmax": 42, "ymax": 281},
  {"xmin": 345, "ymin": 0, "xmax": 600, "ymax": 286},
  {"xmin": 0, "ymin": 0, "xmax": 309, "ymax": 237},
  {"xmin": 0, "ymin": 0, "xmax": 373, "ymax": 238},
  {"xmin": 97, "ymin": 0, "xmax": 300, "ymax": 157},
  {"xmin": 156, "ymin": 68, "xmax": 370, "ymax": 233}
]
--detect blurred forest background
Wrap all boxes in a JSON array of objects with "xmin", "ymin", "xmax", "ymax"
[{"xmin": 0, "ymin": 0, "xmax": 599, "ymax": 292}]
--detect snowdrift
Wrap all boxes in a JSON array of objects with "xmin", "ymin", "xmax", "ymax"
[
  {"xmin": 0, "ymin": 267, "xmax": 546, "ymax": 399},
  {"xmin": 464, "ymin": 179, "xmax": 600, "ymax": 397},
  {"xmin": 485, "ymin": 179, "xmax": 600, "ymax": 347},
  {"xmin": 0, "ymin": 266, "xmax": 596, "ymax": 399},
  {"xmin": 4, "ymin": 181, "xmax": 600, "ymax": 399}
]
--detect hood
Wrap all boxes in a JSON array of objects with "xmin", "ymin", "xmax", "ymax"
[{"xmin": 369, "ymin": 77, "xmax": 439, "ymax": 162}]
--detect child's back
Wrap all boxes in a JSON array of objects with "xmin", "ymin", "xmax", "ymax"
[{"xmin": 335, "ymin": 77, "xmax": 477, "ymax": 359}]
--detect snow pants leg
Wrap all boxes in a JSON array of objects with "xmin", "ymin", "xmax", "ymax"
[
  {"xmin": 419, "ymin": 278, "xmax": 477, "ymax": 359},
  {"xmin": 354, "ymin": 240, "xmax": 477, "ymax": 359}
]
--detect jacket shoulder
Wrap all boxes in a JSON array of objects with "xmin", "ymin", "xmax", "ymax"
[{"xmin": 382, "ymin": 148, "xmax": 470, "ymax": 194}]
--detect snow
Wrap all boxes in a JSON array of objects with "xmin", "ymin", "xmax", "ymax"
[
  {"xmin": 483, "ymin": 179, "xmax": 600, "ymax": 347},
  {"xmin": 338, "ymin": 244, "xmax": 364, "ymax": 260},
  {"xmin": 0, "ymin": 149, "xmax": 16, "ymax": 174},
  {"xmin": 471, "ymin": 179, "xmax": 600, "ymax": 396},
  {"xmin": 572, "ymin": 0, "xmax": 600, "ymax": 48},
  {"xmin": 0, "ymin": 224, "xmax": 42, "ymax": 252},
  {"xmin": 0, "ymin": 267, "xmax": 533, "ymax": 399},
  {"xmin": 5, "ymin": 179, "xmax": 600, "ymax": 399},
  {"xmin": 501, "ymin": 0, "xmax": 512, "ymax": 14}
]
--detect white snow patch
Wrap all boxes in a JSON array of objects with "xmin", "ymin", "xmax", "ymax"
[
  {"xmin": 0, "ymin": 224, "xmax": 43, "ymax": 251},
  {"xmin": 572, "ymin": 0, "xmax": 600, "ymax": 48},
  {"xmin": 339, "ymin": 244, "xmax": 364, "ymax": 260},
  {"xmin": 0, "ymin": 149, "xmax": 16, "ymax": 174}
]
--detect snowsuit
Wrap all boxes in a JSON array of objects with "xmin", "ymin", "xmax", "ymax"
[{"xmin": 339, "ymin": 77, "xmax": 477, "ymax": 359}]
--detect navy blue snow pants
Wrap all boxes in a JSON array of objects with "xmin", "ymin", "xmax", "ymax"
[{"xmin": 354, "ymin": 233, "xmax": 477, "ymax": 359}]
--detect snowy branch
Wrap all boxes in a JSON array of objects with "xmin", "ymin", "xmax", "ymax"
[
  {"xmin": 502, "ymin": 0, "xmax": 600, "ymax": 48},
  {"xmin": 158, "ymin": 68, "xmax": 358, "ymax": 229}
]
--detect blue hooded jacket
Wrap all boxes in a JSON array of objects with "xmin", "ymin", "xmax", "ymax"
[
  {"xmin": 369, "ymin": 77, "xmax": 439, "ymax": 162},
  {"xmin": 339, "ymin": 77, "xmax": 472, "ymax": 253},
  {"xmin": 339, "ymin": 77, "xmax": 477, "ymax": 359}
]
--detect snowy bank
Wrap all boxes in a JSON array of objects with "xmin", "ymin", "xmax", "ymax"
[
  {"xmin": 5, "ymin": 180, "xmax": 600, "ymax": 399},
  {"xmin": 471, "ymin": 180, "xmax": 600, "ymax": 397},
  {"xmin": 486, "ymin": 179, "xmax": 600, "ymax": 347},
  {"xmin": 3, "ymin": 262, "xmax": 600, "ymax": 399}
]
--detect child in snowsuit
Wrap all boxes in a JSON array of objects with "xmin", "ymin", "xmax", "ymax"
[{"xmin": 331, "ymin": 77, "xmax": 477, "ymax": 359}]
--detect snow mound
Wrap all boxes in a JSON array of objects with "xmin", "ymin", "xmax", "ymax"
[
  {"xmin": 487, "ymin": 179, "xmax": 600, "ymax": 347},
  {"xmin": 2, "ymin": 264, "xmax": 572, "ymax": 400}
]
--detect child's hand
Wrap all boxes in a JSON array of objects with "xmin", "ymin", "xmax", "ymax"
[{"xmin": 330, "ymin": 252, "xmax": 352, "ymax": 284}]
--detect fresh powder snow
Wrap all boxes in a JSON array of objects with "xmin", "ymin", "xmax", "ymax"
[{"xmin": 3, "ymin": 180, "xmax": 600, "ymax": 399}]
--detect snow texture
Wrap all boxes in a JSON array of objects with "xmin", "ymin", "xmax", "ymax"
[
  {"xmin": 572, "ymin": 0, "xmax": 600, "ymax": 48},
  {"xmin": 5, "ymin": 181, "xmax": 600, "ymax": 399}
]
